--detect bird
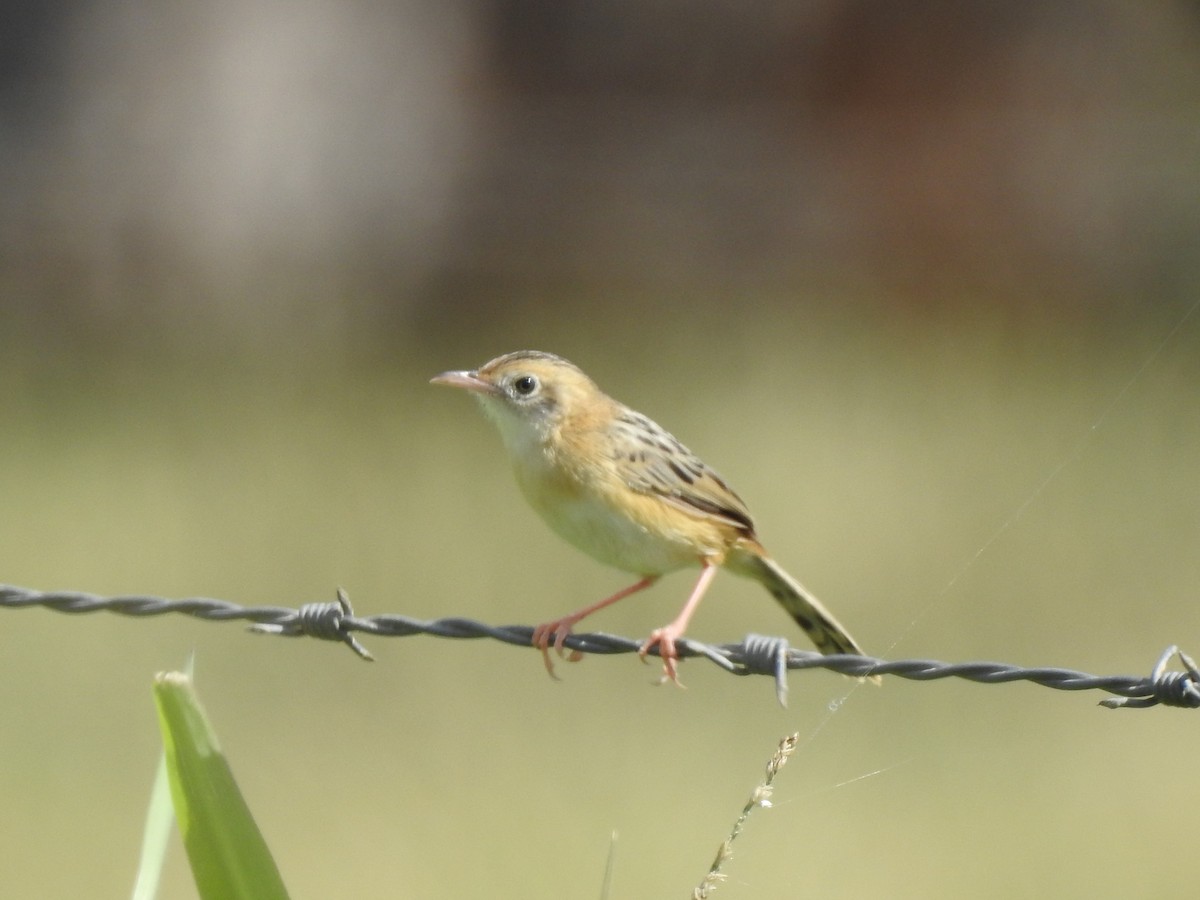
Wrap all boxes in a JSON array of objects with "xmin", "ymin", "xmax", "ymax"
[{"xmin": 431, "ymin": 350, "xmax": 872, "ymax": 685}]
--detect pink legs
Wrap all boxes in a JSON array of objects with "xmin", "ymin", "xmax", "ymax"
[
  {"xmin": 638, "ymin": 561, "xmax": 719, "ymax": 686},
  {"xmin": 532, "ymin": 561, "xmax": 720, "ymax": 685},
  {"xmin": 531, "ymin": 576, "xmax": 658, "ymax": 678}
]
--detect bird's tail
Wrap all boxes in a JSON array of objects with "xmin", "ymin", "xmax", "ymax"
[{"xmin": 731, "ymin": 551, "xmax": 877, "ymax": 679}]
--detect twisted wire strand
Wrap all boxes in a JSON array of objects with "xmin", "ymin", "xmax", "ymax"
[{"xmin": 3, "ymin": 584, "xmax": 1196, "ymax": 710}]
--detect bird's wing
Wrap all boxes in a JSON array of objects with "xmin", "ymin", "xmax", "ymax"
[{"xmin": 608, "ymin": 409, "xmax": 756, "ymax": 534}]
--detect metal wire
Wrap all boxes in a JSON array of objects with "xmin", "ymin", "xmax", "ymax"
[{"xmin": 2, "ymin": 583, "xmax": 1196, "ymax": 710}]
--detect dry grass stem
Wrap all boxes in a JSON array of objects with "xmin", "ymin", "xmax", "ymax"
[{"xmin": 692, "ymin": 733, "xmax": 799, "ymax": 898}]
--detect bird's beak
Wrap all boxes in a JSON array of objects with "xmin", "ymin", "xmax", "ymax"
[{"xmin": 430, "ymin": 369, "xmax": 498, "ymax": 395}]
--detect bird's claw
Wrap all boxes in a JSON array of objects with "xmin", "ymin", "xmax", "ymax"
[
  {"xmin": 638, "ymin": 627, "xmax": 686, "ymax": 687},
  {"xmin": 531, "ymin": 619, "xmax": 586, "ymax": 679}
]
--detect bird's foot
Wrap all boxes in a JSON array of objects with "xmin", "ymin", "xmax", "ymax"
[
  {"xmin": 531, "ymin": 617, "xmax": 586, "ymax": 679},
  {"xmin": 638, "ymin": 626, "xmax": 686, "ymax": 687}
]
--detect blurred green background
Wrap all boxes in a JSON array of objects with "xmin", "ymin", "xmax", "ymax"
[{"xmin": 3, "ymin": 2, "xmax": 1199, "ymax": 897}]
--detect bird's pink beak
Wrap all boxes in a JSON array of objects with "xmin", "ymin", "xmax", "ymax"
[{"xmin": 430, "ymin": 369, "xmax": 498, "ymax": 395}]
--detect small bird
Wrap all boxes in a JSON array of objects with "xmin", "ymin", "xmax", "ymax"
[{"xmin": 431, "ymin": 350, "xmax": 871, "ymax": 684}]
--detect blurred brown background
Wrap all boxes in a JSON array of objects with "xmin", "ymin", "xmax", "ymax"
[{"xmin": 2, "ymin": 1, "xmax": 1198, "ymax": 897}]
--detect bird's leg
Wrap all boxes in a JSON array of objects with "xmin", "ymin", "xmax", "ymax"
[
  {"xmin": 532, "ymin": 576, "xmax": 659, "ymax": 678},
  {"xmin": 638, "ymin": 560, "xmax": 719, "ymax": 686}
]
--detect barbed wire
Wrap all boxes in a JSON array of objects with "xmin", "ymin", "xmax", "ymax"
[{"xmin": 2, "ymin": 583, "xmax": 1196, "ymax": 710}]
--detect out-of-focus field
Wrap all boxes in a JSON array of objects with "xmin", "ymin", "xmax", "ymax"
[
  {"xmin": 3, "ymin": 3, "xmax": 1199, "ymax": 895},
  {"xmin": 2, "ymin": 300, "xmax": 1197, "ymax": 898}
]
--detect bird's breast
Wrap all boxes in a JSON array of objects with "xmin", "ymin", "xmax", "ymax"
[{"xmin": 511, "ymin": 444, "xmax": 721, "ymax": 575}]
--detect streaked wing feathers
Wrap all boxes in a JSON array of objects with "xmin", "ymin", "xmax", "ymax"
[{"xmin": 609, "ymin": 409, "xmax": 756, "ymax": 534}]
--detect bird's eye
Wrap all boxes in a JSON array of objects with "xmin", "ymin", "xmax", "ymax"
[{"xmin": 512, "ymin": 374, "xmax": 539, "ymax": 396}]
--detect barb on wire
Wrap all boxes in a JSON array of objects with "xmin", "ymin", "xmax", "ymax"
[{"xmin": 2, "ymin": 583, "xmax": 1196, "ymax": 711}]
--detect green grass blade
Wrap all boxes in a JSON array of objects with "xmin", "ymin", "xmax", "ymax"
[
  {"xmin": 153, "ymin": 672, "xmax": 290, "ymax": 900},
  {"xmin": 133, "ymin": 654, "xmax": 193, "ymax": 900},
  {"xmin": 130, "ymin": 751, "xmax": 174, "ymax": 900}
]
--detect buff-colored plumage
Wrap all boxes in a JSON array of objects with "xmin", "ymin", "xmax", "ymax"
[{"xmin": 432, "ymin": 350, "xmax": 871, "ymax": 684}]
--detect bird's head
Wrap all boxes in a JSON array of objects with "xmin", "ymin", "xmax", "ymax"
[{"xmin": 431, "ymin": 351, "xmax": 601, "ymax": 453}]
